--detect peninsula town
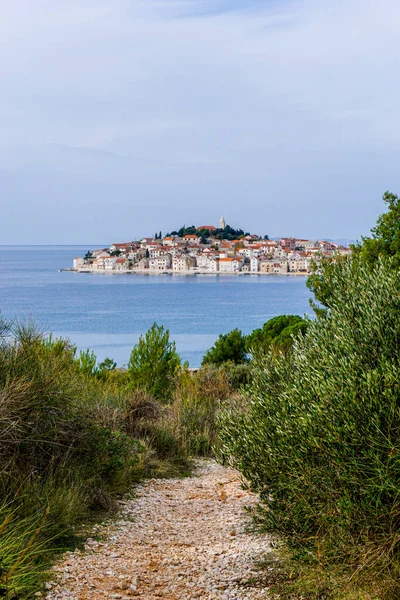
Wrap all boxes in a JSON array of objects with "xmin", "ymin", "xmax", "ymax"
[{"xmin": 72, "ymin": 218, "xmax": 351, "ymax": 275}]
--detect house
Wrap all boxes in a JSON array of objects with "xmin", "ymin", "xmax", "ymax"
[
  {"xmin": 260, "ymin": 260, "xmax": 279, "ymax": 274},
  {"xmin": 149, "ymin": 254, "xmax": 172, "ymax": 270},
  {"xmin": 280, "ymin": 238, "xmax": 296, "ymax": 250},
  {"xmin": 289, "ymin": 256, "xmax": 307, "ymax": 272},
  {"xmin": 209, "ymin": 258, "xmax": 219, "ymax": 272},
  {"xmin": 197, "ymin": 225, "xmax": 216, "ymax": 232},
  {"xmin": 104, "ymin": 257, "xmax": 117, "ymax": 271},
  {"xmin": 92, "ymin": 251, "xmax": 110, "ymax": 259},
  {"xmin": 73, "ymin": 257, "xmax": 84, "ymax": 270},
  {"xmin": 110, "ymin": 243, "xmax": 127, "ymax": 253},
  {"xmin": 162, "ymin": 236, "xmax": 175, "ymax": 246},
  {"xmin": 149, "ymin": 246, "xmax": 170, "ymax": 259},
  {"xmin": 184, "ymin": 234, "xmax": 201, "ymax": 245},
  {"xmin": 92, "ymin": 249, "xmax": 109, "ymax": 258},
  {"xmin": 172, "ymin": 255, "xmax": 196, "ymax": 271},
  {"xmin": 304, "ymin": 240, "xmax": 318, "ymax": 250},
  {"xmin": 197, "ymin": 254, "xmax": 213, "ymax": 270},
  {"xmin": 250, "ymin": 257, "xmax": 259, "ymax": 272},
  {"xmin": 115, "ymin": 258, "xmax": 128, "ymax": 271},
  {"xmin": 141, "ymin": 237, "xmax": 155, "ymax": 248},
  {"xmin": 92, "ymin": 254, "xmax": 111, "ymax": 270},
  {"xmin": 219, "ymin": 257, "xmax": 242, "ymax": 273},
  {"xmin": 137, "ymin": 258, "xmax": 149, "ymax": 269}
]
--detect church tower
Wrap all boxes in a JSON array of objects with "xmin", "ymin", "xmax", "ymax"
[{"xmin": 219, "ymin": 216, "xmax": 225, "ymax": 229}]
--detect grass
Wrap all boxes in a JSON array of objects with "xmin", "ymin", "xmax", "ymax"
[{"xmin": 0, "ymin": 320, "xmax": 233, "ymax": 598}]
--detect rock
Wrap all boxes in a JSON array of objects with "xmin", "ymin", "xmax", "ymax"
[{"xmin": 44, "ymin": 460, "xmax": 271, "ymax": 600}]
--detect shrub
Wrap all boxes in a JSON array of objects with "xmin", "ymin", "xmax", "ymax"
[
  {"xmin": 219, "ymin": 258, "xmax": 400, "ymax": 594},
  {"xmin": 202, "ymin": 328, "xmax": 248, "ymax": 366},
  {"xmin": 128, "ymin": 323, "xmax": 181, "ymax": 402},
  {"xmin": 246, "ymin": 314, "xmax": 308, "ymax": 355}
]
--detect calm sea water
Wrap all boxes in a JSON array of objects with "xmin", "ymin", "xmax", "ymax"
[{"xmin": 0, "ymin": 246, "xmax": 313, "ymax": 367}]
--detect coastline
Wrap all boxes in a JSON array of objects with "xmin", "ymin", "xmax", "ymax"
[{"xmin": 62, "ymin": 268, "xmax": 309, "ymax": 277}]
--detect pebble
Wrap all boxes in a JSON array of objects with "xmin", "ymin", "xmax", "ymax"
[{"xmin": 45, "ymin": 460, "xmax": 271, "ymax": 599}]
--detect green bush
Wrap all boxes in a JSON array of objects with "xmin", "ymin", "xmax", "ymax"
[
  {"xmin": 219, "ymin": 258, "xmax": 400, "ymax": 595},
  {"xmin": 202, "ymin": 328, "xmax": 248, "ymax": 366},
  {"xmin": 128, "ymin": 323, "xmax": 181, "ymax": 402},
  {"xmin": 247, "ymin": 314, "xmax": 308, "ymax": 355}
]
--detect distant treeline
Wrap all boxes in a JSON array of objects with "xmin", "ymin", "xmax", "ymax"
[{"xmin": 165, "ymin": 224, "xmax": 269, "ymax": 242}]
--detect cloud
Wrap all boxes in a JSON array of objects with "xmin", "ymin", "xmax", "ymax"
[{"xmin": 0, "ymin": 0, "xmax": 399, "ymax": 242}]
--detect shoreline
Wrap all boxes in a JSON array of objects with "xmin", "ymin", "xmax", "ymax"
[{"xmin": 62, "ymin": 268, "xmax": 309, "ymax": 277}]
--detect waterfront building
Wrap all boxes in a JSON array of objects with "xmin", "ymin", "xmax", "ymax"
[
  {"xmin": 73, "ymin": 257, "xmax": 84, "ymax": 270},
  {"xmin": 250, "ymin": 257, "xmax": 259, "ymax": 272},
  {"xmin": 219, "ymin": 257, "xmax": 242, "ymax": 273},
  {"xmin": 172, "ymin": 255, "xmax": 197, "ymax": 272},
  {"xmin": 149, "ymin": 254, "xmax": 172, "ymax": 270}
]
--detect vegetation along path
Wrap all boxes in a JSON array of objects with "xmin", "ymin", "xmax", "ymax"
[{"xmin": 45, "ymin": 461, "xmax": 271, "ymax": 600}]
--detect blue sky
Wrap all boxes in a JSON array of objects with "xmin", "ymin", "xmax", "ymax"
[{"xmin": 1, "ymin": 0, "xmax": 399, "ymax": 244}]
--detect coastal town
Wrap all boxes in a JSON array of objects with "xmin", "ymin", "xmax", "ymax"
[{"xmin": 72, "ymin": 217, "xmax": 351, "ymax": 275}]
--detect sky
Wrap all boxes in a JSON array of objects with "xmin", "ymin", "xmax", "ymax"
[{"xmin": 1, "ymin": 0, "xmax": 399, "ymax": 244}]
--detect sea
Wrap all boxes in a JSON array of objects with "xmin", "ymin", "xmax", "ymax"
[{"xmin": 0, "ymin": 246, "xmax": 313, "ymax": 367}]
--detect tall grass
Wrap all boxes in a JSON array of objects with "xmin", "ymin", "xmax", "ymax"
[{"xmin": 0, "ymin": 322, "xmax": 233, "ymax": 598}]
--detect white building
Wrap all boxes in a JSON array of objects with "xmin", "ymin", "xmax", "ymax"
[
  {"xmin": 115, "ymin": 258, "xmax": 128, "ymax": 271},
  {"xmin": 104, "ymin": 257, "xmax": 118, "ymax": 271},
  {"xmin": 73, "ymin": 257, "xmax": 84, "ymax": 270},
  {"xmin": 149, "ymin": 254, "xmax": 172, "ymax": 270},
  {"xmin": 172, "ymin": 255, "xmax": 196, "ymax": 271},
  {"xmin": 219, "ymin": 257, "xmax": 242, "ymax": 273},
  {"xmin": 250, "ymin": 257, "xmax": 259, "ymax": 272}
]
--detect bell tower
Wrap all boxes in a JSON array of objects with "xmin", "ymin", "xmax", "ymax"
[{"xmin": 219, "ymin": 216, "xmax": 225, "ymax": 229}]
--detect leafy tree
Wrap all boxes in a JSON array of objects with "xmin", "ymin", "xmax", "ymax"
[
  {"xmin": 177, "ymin": 225, "xmax": 197, "ymax": 237},
  {"xmin": 128, "ymin": 323, "xmax": 181, "ymax": 402},
  {"xmin": 110, "ymin": 249, "xmax": 121, "ymax": 257},
  {"xmin": 196, "ymin": 227, "xmax": 211, "ymax": 238},
  {"xmin": 214, "ymin": 224, "xmax": 247, "ymax": 241},
  {"xmin": 247, "ymin": 315, "xmax": 308, "ymax": 355},
  {"xmin": 84, "ymin": 250, "xmax": 92, "ymax": 260},
  {"xmin": 202, "ymin": 329, "xmax": 248, "ymax": 366}
]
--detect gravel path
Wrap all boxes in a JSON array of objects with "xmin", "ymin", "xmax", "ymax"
[{"xmin": 45, "ymin": 461, "xmax": 271, "ymax": 599}]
